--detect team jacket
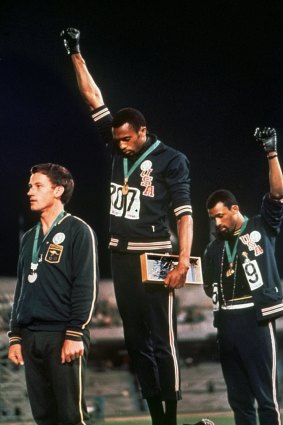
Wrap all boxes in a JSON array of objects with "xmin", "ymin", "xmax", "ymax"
[
  {"xmin": 203, "ymin": 193, "xmax": 283, "ymax": 325},
  {"xmin": 92, "ymin": 105, "xmax": 192, "ymax": 252},
  {"xmin": 8, "ymin": 213, "xmax": 99, "ymax": 344}
]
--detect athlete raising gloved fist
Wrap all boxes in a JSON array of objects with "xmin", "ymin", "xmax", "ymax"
[
  {"xmin": 254, "ymin": 126, "xmax": 277, "ymax": 156},
  {"xmin": 203, "ymin": 126, "xmax": 283, "ymax": 425},
  {"xmin": 60, "ymin": 27, "xmax": 80, "ymax": 55},
  {"xmin": 60, "ymin": 26, "xmax": 194, "ymax": 425}
]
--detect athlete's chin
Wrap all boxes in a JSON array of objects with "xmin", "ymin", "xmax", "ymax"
[
  {"xmin": 217, "ymin": 228, "xmax": 231, "ymax": 240},
  {"xmin": 29, "ymin": 204, "xmax": 40, "ymax": 212}
]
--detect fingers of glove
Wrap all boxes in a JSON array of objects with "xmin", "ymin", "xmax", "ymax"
[
  {"xmin": 254, "ymin": 128, "xmax": 277, "ymax": 152},
  {"xmin": 254, "ymin": 127, "xmax": 276, "ymax": 140},
  {"xmin": 60, "ymin": 28, "xmax": 80, "ymax": 54},
  {"xmin": 254, "ymin": 127, "xmax": 260, "ymax": 139},
  {"xmin": 60, "ymin": 27, "xmax": 80, "ymax": 40}
]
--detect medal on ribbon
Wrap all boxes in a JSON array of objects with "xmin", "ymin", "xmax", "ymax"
[
  {"xmin": 122, "ymin": 177, "xmax": 129, "ymax": 195},
  {"xmin": 226, "ymin": 262, "xmax": 235, "ymax": 277},
  {"xmin": 28, "ymin": 210, "xmax": 65, "ymax": 283},
  {"xmin": 224, "ymin": 217, "xmax": 248, "ymax": 278},
  {"xmin": 28, "ymin": 262, "xmax": 38, "ymax": 283}
]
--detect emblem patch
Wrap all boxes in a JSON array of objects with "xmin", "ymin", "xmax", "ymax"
[
  {"xmin": 140, "ymin": 161, "xmax": 154, "ymax": 197},
  {"xmin": 141, "ymin": 160, "xmax": 152, "ymax": 171},
  {"xmin": 45, "ymin": 243, "xmax": 63, "ymax": 263},
  {"xmin": 250, "ymin": 231, "xmax": 261, "ymax": 243},
  {"xmin": 239, "ymin": 232, "xmax": 263, "ymax": 256},
  {"xmin": 53, "ymin": 232, "xmax": 65, "ymax": 244}
]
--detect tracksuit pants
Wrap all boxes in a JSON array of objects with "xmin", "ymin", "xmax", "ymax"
[
  {"xmin": 21, "ymin": 329, "xmax": 91, "ymax": 425},
  {"xmin": 218, "ymin": 308, "xmax": 281, "ymax": 425},
  {"xmin": 111, "ymin": 251, "xmax": 181, "ymax": 400}
]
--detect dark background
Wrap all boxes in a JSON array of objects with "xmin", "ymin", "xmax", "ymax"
[{"xmin": 1, "ymin": 0, "xmax": 283, "ymax": 278}]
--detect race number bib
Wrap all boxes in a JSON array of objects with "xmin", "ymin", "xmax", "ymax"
[
  {"xmin": 212, "ymin": 283, "xmax": 219, "ymax": 311},
  {"xmin": 110, "ymin": 183, "xmax": 140, "ymax": 220},
  {"xmin": 242, "ymin": 259, "xmax": 263, "ymax": 291}
]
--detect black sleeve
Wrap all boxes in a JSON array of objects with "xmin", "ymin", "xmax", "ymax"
[
  {"xmin": 202, "ymin": 244, "xmax": 215, "ymax": 298},
  {"xmin": 91, "ymin": 104, "xmax": 113, "ymax": 146},
  {"xmin": 165, "ymin": 151, "xmax": 192, "ymax": 219},
  {"xmin": 261, "ymin": 193, "xmax": 283, "ymax": 235}
]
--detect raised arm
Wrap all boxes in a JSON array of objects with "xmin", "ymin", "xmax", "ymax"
[
  {"xmin": 254, "ymin": 127, "xmax": 283, "ymax": 198},
  {"xmin": 61, "ymin": 28, "xmax": 104, "ymax": 111}
]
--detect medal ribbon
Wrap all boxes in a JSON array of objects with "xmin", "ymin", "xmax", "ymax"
[
  {"xmin": 31, "ymin": 210, "xmax": 65, "ymax": 265},
  {"xmin": 224, "ymin": 216, "xmax": 248, "ymax": 264},
  {"xmin": 123, "ymin": 139, "xmax": 160, "ymax": 187}
]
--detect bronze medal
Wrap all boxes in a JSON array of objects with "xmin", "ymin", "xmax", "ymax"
[{"xmin": 226, "ymin": 263, "xmax": 235, "ymax": 277}]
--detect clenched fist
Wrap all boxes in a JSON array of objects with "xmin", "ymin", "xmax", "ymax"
[
  {"xmin": 60, "ymin": 27, "xmax": 80, "ymax": 55},
  {"xmin": 254, "ymin": 127, "xmax": 277, "ymax": 153}
]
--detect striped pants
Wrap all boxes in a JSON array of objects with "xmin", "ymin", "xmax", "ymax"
[
  {"xmin": 218, "ymin": 308, "xmax": 281, "ymax": 425},
  {"xmin": 21, "ymin": 329, "xmax": 91, "ymax": 425},
  {"xmin": 111, "ymin": 251, "xmax": 181, "ymax": 400}
]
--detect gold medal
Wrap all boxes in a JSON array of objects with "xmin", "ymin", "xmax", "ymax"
[
  {"xmin": 122, "ymin": 177, "xmax": 128, "ymax": 195},
  {"xmin": 122, "ymin": 184, "xmax": 128, "ymax": 195}
]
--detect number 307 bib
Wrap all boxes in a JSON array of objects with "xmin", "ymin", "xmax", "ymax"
[{"xmin": 110, "ymin": 183, "xmax": 140, "ymax": 219}]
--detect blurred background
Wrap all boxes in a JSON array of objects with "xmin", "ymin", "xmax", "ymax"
[{"xmin": 1, "ymin": 0, "xmax": 283, "ymax": 422}]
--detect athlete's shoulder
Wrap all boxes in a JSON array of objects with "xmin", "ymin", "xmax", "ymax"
[
  {"xmin": 204, "ymin": 237, "xmax": 223, "ymax": 255},
  {"xmin": 156, "ymin": 140, "xmax": 189, "ymax": 161},
  {"xmin": 66, "ymin": 214, "xmax": 96, "ymax": 235},
  {"xmin": 21, "ymin": 225, "xmax": 36, "ymax": 242}
]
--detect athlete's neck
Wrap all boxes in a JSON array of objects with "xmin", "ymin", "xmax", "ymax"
[
  {"xmin": 233, "ymin": 213, "xmax": 246, "ymax": 234},
  {"xmin": 40, "ymin": 204, "xmax": 65, "ymax": 235}
]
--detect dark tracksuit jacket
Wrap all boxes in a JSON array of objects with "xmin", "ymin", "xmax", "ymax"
[
  {"xmin": 203, "ymin": 193, "xmax": 283, "ymax": 325},
  {"xmin": 91, "ymin": 104, "xmax": 192, "ymax": 400},
  {"xmin": 203, "ymin": 193, "xmax": 283, "ymax": 425},
  {"xmin": 9, "ymin": 213, "xmax": 99, "ymax": 342}
]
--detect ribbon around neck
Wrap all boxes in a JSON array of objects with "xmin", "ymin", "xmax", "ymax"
[
  {"xmin": 224, "ymin": 216, "xmax": 248, "ymax": 264},
  {"xmin": 31, "ymin": 210, "xmax": 65, "ymax": 264},
  {"xmin": 123, "ymin": 139, "xmax": 160, "ymax": 181}
]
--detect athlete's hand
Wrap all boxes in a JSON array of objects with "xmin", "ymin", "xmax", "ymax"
[
  {"xmin": 60, "ymin": 27, "xmax": 80, "ymax": 55},
  {"xmin": 164, "ymin": 263, "xmax": 188, "ymax": 289},
  {"xmin": 254, "ymin": 127, "xmax": 277, "ymax": 153},
  {"xmin": 8, "ymin": 344, "xmax": 24, "ymax": 366},
  {"xmin": 61, "ymin": 339, "xmax": 84, "ymax": 363}
]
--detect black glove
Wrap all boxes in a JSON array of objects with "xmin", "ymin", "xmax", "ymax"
[
  {"xmin": 254, "ymin": 127, "xmax": 277, "ymax": 153},
  {"xmin": 60, "ymin": 27, "xmax": 80, "ymax": 55}
]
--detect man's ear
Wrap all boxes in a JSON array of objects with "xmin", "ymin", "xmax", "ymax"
[
  {"xmin": 54, "ymin": 186, "xmax": 64, "ymax": 199},
  {"xmin": 231, "ymin": 204, "xmax": 239, "ymax": 214}
]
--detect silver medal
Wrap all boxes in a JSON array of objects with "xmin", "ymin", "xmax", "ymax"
[
  {"xmin": 28, "ymin": 262, "xmax": 38, "ymax": 283},
  {"xmin": 28, "ymin": 272, "xmax": 38, "ymax": 283},
  {"xmin": 28, "ymin": 273, "xmax": 37, "ymax": 283}
]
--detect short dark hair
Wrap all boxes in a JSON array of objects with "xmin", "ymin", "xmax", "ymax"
[
  {"xmin": 30, "ymin": 163, "xmax": 74, "ymax": 205},
  {"xmin": 206, "ymin": 189, "xmax": 239, "ymax": 210},
  {"xmin": 112, "ymin": 107, "xmax": 146, "ymax": 132}
]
